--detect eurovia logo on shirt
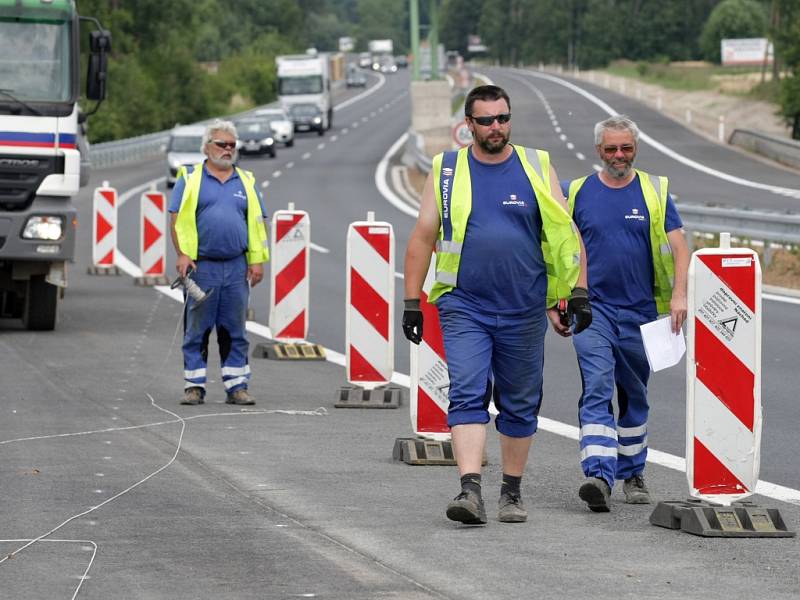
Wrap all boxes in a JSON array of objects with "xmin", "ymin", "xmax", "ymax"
[
  {"xmin": 233, "ymin": 190, "xmax": 246, "ymax": 200},
  {"xmin": 502, "ymin": 193, "xmax": 526, "ymax": 207},
  {"xmin": 625, "ymin": 207, "xmax": 646, "ymax": 221}
]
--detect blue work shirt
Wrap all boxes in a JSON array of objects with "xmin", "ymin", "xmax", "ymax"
[
  {"xmin": 562, "ymin": 172, "xmax": 682, "ymax": 312},
  {"xmin": 168, "ymin": 162, "xmax": 266, "ymax": 259},
  {"xmin": 440, "ymin": 148, "xmax": 547, "ymax": 315}
]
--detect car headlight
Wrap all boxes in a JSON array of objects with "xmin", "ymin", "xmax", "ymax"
[
  {"xmin": 261, "ymin": 137, "xmax": 274, "ymax": 145},
  {"xmin": 312, "ymin": 117, "xmax": 321, "ymax": 124},
  {"xmin": 23, "ymin": 216, "xmax": 63, "ymax": 240},
  {"xmin": 169, "ymin": 158, "xmax": 182, "ymax": 169}
]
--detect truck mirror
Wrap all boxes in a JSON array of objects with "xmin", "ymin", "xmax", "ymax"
[{"xmin": 86, "ymin": 30, "xmax": 111, "ymax": 101}]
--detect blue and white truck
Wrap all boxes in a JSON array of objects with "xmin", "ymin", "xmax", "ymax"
[{"xmin": 0, "ymin": 0, "xmax": 109, "ymax": 329}]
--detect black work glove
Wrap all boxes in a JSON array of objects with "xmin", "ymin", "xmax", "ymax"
[
  {"xmin": 402, "ymin": 298, "xmax": 423, "ymax": 345},
  {"xmin": 567, "ymin": 287, "xmax": 592, "ymax": 334}
]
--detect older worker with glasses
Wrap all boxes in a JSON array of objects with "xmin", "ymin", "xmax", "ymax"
[
  {"xmin": 168, "ymin": 119, "xmax": 269, "ymax": 406},
  {"xmin": 555, "ymin": 115, "xmax": 689, "ymax": 512},
  {"xmin": 403, "ymin": 84, "xmax": 590, "ymax": 525}
]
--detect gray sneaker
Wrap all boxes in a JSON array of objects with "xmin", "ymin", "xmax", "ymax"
[
  {"xmin": 579, "ymin": 477, "xmax": 611, "ymax": 512},
  {"xmin": 446, "ymin": 490, "xmax": 487, "ymax": 525},
  {"xmin": 498, "ymin": 492, "xmax": 527, "ymax": 523},
  {"xmin": 226, "ymin": 389, "xmax": 255, "ymax": 405},
  {"xmin": 180, "ymin": 387, "xmax": 204, "ymax": 405},
  {"xmin": 623, "ymin": 474, "xmax": 651, "ymax": 504}
]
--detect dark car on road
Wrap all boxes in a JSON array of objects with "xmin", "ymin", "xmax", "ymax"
[
  {"xmin": 289, "ymin": 104, "xmax": 325, "ymax": 136},
  {"xmin": 234, "ymin": 119, "xmax": 276, "ymax": 157}
]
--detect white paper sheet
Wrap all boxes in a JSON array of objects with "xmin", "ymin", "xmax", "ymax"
[{"xmin": 639, "ymin": 316, "xmax": 686, "ymax": 372}]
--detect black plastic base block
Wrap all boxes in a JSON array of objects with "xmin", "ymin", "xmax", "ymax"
[
  {"xmin": 134, "ymin": 275, "xmax": 170, "ymax": 286},
  {"xmin": 336, "ymin": 385, "xmax": 402, "ymax": 408},
  {"xmin": 252, "ymin": 342, "xmax": 326, "ymax": 360},
  {"xmin": 650, "ymin": 499, "xmax": 795, "ymax": 538},
  {"xmin": 87, "ymin": 266, "xmax": 121, "ymax": 276},
  {"xmin": 392, "ymin": 437, "xmax": 487, "ymax": 466}
]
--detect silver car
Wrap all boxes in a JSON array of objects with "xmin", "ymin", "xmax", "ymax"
[
  {"xmin": 166, "ymin": 124, "xmax": 206, "ymax": 187},
  {"xmin": 253, "ymin": 108, "xmax": 295, "ymax": 147}
]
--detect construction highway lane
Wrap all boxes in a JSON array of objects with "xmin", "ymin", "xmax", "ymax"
[{"xmin": 1, "ymin": 68, "xmax": 799, "ymax": 598}]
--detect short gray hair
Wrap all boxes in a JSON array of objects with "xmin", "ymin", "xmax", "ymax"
[
  {"xmin": 201, "ymin": 119, "xmax": 238, "ymax": 150},
  {"xmin": 594, "ymin": 115, "xmax": 639, "ymax": 145}
]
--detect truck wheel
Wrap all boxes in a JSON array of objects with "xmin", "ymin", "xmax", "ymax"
[{"xmin": 23, "ymin": 275, "xmax": 58, "ymax": 331}]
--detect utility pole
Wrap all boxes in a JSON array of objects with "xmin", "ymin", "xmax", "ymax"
[{"xmin": 429, "ymin": 0, "xmax": 439, "ymax": 80}]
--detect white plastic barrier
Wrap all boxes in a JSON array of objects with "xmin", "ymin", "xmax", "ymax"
[
  {"xmin": 345, "ymin": 212, "xmax": 394, "ymax": 388},
  {"xmin": 92, "ymin": 180, "xmax": 117, "ymax": 267},
  {"xmin": 686, "ymin": 232, "xmax": 762, "ymax": 505},
  {"xmin": 269, "ymin": 203, "xmax": 310, "ymax": 342}
]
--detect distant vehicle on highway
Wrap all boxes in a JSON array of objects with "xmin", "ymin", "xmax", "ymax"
[
  {"xmin": 166, "ymin": 124, "xmax": 205, "ymax": 187},
  {"xmin": 253, "ymin": 107, "xmax": 295, "ymax": 147},
  {"xmin": 288, "ymin": 103, "xmax": 325, "ymax": 136},
  {"xmin": 233, "ymin": 118, "xmax": 276, "ymax": 157},
  {"xmin": 395, "ymin": 55, "xmax": 408, "ymax": 68},
  {"xmin": 346, "ymin": 68, "xmax": 367, "ymax": 88},
  {"xmin": 358, "ymin": 52, "xmax": 371, "ymax": 68}
]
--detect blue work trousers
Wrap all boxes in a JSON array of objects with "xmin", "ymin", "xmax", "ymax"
[
  {"xmin": 572, "ymin": 301, "xmax": 655, "ymax": 487},
  {"xmin": 438, "ymin": 301, "xmax": 547, "ymax": 438},
  {"xmin": 182, "ymin": 256, "xmax": 251, "ymax": 396}
]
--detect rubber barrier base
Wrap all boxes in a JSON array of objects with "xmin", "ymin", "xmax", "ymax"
[
  {"xmin": 134, "ymin": 275, "xmax": 170, "ymax": 286},
  {"xmin": 650, "ymin": 499, "xmax": 795, "ymax": 537},
  {"xmin": 392, "ymin": 438, "xmax": 488, "ymax": 466},
  {"xmin": 252, "ymin": 342, "xmax": 326, "ymax": 360},
  {"xmin": 336, "ymin": 385, "xmax": 402, "ymax": 408},
  {"xmin": 87, "ymin": 266, "xmax": 121, "ymax": 276}
]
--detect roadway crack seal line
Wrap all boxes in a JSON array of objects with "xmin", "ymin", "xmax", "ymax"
[{"xmin": 506, "ymin": 68, "xmax": 800, "ymax": 199}]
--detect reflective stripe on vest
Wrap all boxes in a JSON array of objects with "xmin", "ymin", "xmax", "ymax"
[
  {"xmin": 431, "ymin": 145, "xmax": 581, "ymax": 307},
  {"xmin": 174, "ymin": 163, "xmax": 269, "ymax": 265},
  {"xmin": 567, "ymin": 170, "xmax": 674, "ymax": 314}
]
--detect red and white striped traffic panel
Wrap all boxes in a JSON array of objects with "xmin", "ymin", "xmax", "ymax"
[
  {"xmin": 345, "ymin": 214, "xmax": 394, "ymax": 388},
  {"xmin": 687, "ymin": 236, "xmax": 761, "ymax": 505},
  {"xmin": 139, "ymin": 189, "xmax": 167, "ymax": 277},
  {"xmin": 269, "ymin": 205, "xmax": 310, "ymax": 342},
  {"xmin": 92, "ymin": 181, "xmax": 117, "ymax": 267},
  {"xmin": 409, "ymin": 255, "xmax": 451, "ymax": 441}
]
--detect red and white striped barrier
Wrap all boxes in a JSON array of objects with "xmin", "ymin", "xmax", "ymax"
[
  {"xmin": 139, "ymin": 188, "xmax": 166, "ymax": 277},
  {"xmin": 687, "ymin": 232, "xmax": 762, "ymax": 505},
  {"xmin": 409, "ymin": 255, "xmax": 451, "ymax": 441},
  {"xmin": 92, "ymin": 181, "xmax": 117, "ymax": 267},
  {"xmin": 269, "ymin": 203, "xmax": 310, "ymax": 342},
  {"xmin": 345, "ymin": 212, "xmax": 394, "ymax": 388}
]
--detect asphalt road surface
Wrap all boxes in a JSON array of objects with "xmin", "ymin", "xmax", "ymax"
[{"xmin": 2, "ymin": 67, "xmax": 799, "ymax": 599}]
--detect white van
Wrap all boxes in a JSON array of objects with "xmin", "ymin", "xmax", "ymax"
[{"xmin": 166, "ymin": 124, "xmax": 206, "ymax": 187}]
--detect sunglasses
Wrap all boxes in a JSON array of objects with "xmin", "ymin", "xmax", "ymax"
[
  {"xmin": 468, "ymin": 113, "xmax": 511, "ymax": 126},
  {"xmin": 209, "ymin": 139, "xmax": 236, "ymax": 150},
  {"xmin": 601, "ymin": 144, "xmax": 635, "ymax": 155}
]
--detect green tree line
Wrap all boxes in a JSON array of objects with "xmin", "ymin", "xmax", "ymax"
[
  {"xmin": 77, "ymin": 0, "xmax": 412, "ymax": 142},
  {"xmin": 440, "ymin": 0, "xmax": 800, "ymax": 137}
]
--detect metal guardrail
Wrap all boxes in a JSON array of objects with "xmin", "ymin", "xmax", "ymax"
[
  {"xmin": 677, "ymin": 202, "xmax": 800, "ymax": 246},
  {"xmin": 729, "ymin": 129, "xmax": 800, "ymax": 171},
  {"xmin": 89, "ymin": 130, "xmax": 170, "ymax": 169},
  {"xmin": 403, "ymin": 129, "xmax": 432, "ymax": 174}
]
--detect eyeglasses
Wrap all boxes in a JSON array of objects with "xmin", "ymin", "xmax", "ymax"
[
  {"xmin": 209, "ymin": 139, "xmax": 236, "ymax": 150},
  {"xmin": 601, "ymin": 144, "xmax": 635, "ymax": 155},
  {"xmin": 468, "ymin": 113, "xmax": 511, "ymax": 126}
]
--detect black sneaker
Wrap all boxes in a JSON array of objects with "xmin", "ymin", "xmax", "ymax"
[
  {"xmin": 498, "ymin": 492, "xmax": 527, "ymax": 523},
  {"xmin": 623, "ymin": 474, "xmax": 651, "ymax": 504},
  {"xmin": 446, "ymin": 490, "xmax": 487, "ymax": 525},
  {"xmin": 579, "ymin": 477, "xmax": 611, "ymax": 512}
]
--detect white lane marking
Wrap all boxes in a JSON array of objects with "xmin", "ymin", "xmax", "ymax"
[
  {"xmin": 514, "ymin": 69, "xmax": 800, "ymax": 199},
  {"xmin": 261, "ymin": 180, "xmax": 270, "ymax": 188},
  {"xmin": 0, "ymin": 539, "xmax": 97, "ymax": 599},
  {"xmin": 309, "ymin": 242, "xmax": 330, "ymax": 254},
  {"xmin": 352, "ymin": 122, "xmax": 359, "ymax": 128},
  {"xmin": 764, "ymin": 293, "xmax": 800, "ymax": 305},
  {"xmin": 301, "ymin": 152, "xmax": 311, "ymax": 160},
  {"xmin": 361, "ymin": 116, "xmax": 369, "ymax": 122},
  {"xmin": 333, "ymin": 73, "xmax": 385, "ymax": 111},
  {"xmin": 394, "ymin": 272, "xmax": 404, "ymax": 280},
  {"xmin": 272, "ymin": 170, "xmax": 282, "ymax": 178},
  {"xmin": 553, "ymin": 120, "xmax": 559, "ymax": 127},
  {"xmin": 286, "ymin": 161, "xmax": 295, "ymax": 169},
  {"xmin": 317, "ymin": 143, "xmax": 325, "ymax": 150},
  {"xmin": 576, "ymin": 152, "xmax": 586, "ymax": 160},
  {"xmin": 375, "ymin": 132, "xmax": 418, "ymax": 219},
  {"xmin": 555, "ymin": 126, "xmax": 562, "ymax": 133},
  {"xmin": 559, "ymin": 133, "xmax": 567, "ymax": 141},
  {"xmin": 342, "ymin": 128, "xmax": 349, "ymax": 135},
  {"xmin": 593, "ymin": 164, "xmax": 603, "ymax": 172},
  {"xmin": 370, "ymin": 112, "xmax": 376, "ymax": 118},
  {"xmin": 566, "ymin": 142, "xmax": 575, "ymax": 150},
  {"xmin": 330, "ymin": 135, "xmax": 338, "ymax": 142}
]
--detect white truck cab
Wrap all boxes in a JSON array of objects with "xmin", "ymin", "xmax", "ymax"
[{"xmin": 276, "ymin": 51, "xmax": 333, "ymax": 132}]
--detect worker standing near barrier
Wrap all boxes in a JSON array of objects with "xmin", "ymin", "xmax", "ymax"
[
  {"xmin": 169, "ymin": 119, "xmax": 269, "ymax": 406},
  {"xmin": 403, "ymin": 85, "xmax": 590, "ymax": 525},
  {"xmin": 559, "ymin": 115, "xmax": 689, "ymax": 512}
]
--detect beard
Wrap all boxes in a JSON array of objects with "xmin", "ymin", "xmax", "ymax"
[
  {"xmin": 603, "ymin": 156, "xmax": 634, "ymax": 179},
  {"xmin": 474, "ymin": 129, "xmax": 509, "ymax": 154},
  {"xmin": 208, "ymin": 152, "xmax": 237, "ymax": 169}
]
